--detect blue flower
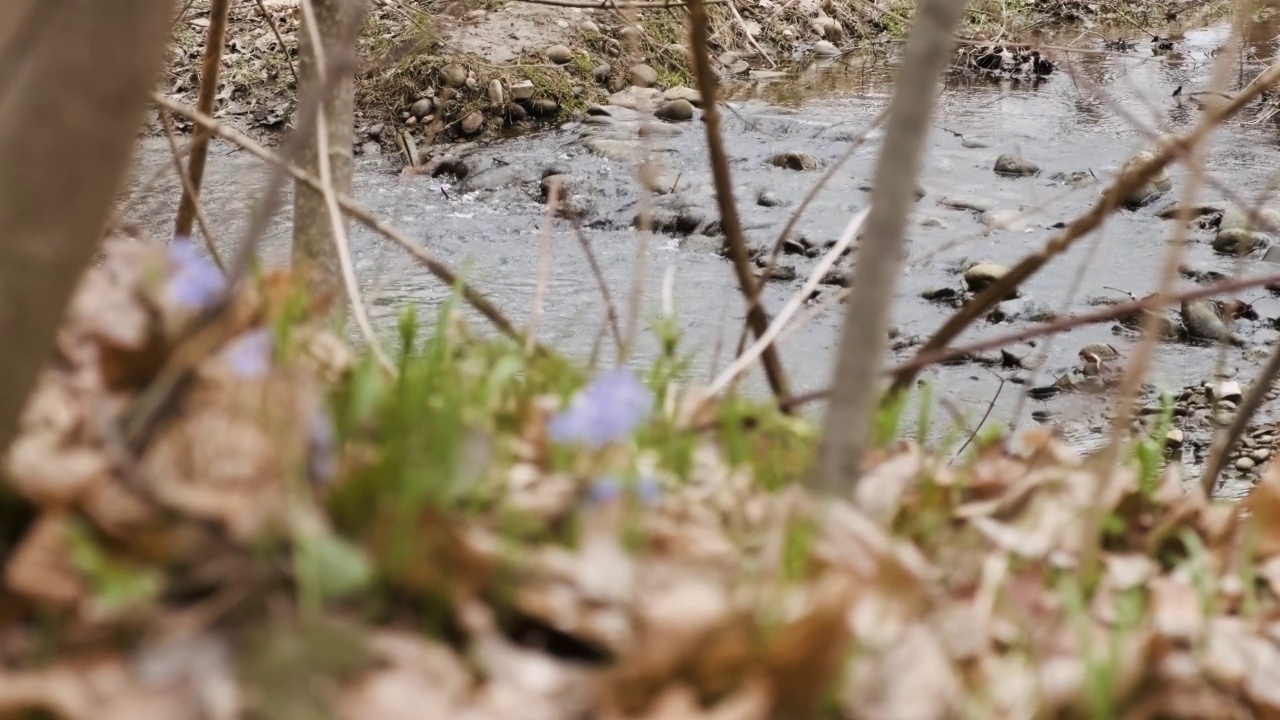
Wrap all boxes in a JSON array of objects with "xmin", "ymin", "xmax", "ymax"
[
  {"xmin": 587, "ymin": 476, "xmax": 662, "ymax": 506},
  {"xmin": 548, "ymin": 369, "xmax": 653, "ymax": 449},
  {"xmin": 308, "ymin": 408, "xmax": 337, "ymax": 486},
  {"xmin": 167, "ymin": 237, "xmax": 226, "ymax": 310},
  {"xmin": 218, "ymin": 328, "xmax": 273, "ymax": 379}
]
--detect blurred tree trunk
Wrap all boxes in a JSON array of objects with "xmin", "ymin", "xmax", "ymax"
[
  {"xmin": 292, "ymin": 0, "xmax": 355, "ymax": 301},
  {"xmin": 0, "ymin": 0, "xmax": 176, "ymax": 453},
  {"xmin": 810, "ymin": 0, "xmax": 966, "ymax": 495}
]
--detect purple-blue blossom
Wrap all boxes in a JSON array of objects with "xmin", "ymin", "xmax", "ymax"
[
  {"xmin": 218, "ymin": 328, "xmax": 273, "ymax": 379},
  {"xmin": 167, "ymin": 237, "xmax": 226, "ymax": 310},
  {"xmin": 587, "ymin": 476, "xmax": 662, "ymax": 506},
  {"xmin": 548, "ymin": 369, "xmax": 653, "ymax": 449}
]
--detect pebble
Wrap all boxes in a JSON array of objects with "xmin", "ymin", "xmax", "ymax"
[
  {"xmin": 619, "ymin": 25, "xmax": 644, "ymax": 45},
  {"xmin": 1237, "ymin": 457, "xmax": 1256, "ymax": 472},
  {"xmin": 630, "ymin": 64, "xmax": 658, "ymax": 88},
  {"xmin": 509, "ymin": 80, "xmax": 535, "ymax": 101},
  {"xmin": 655, "ymin": 99, "xmax": 694, "ymax": 122},
  {"xmin": 366, "ymin": 123, "xmax": 384, "ymax": 137},
  {"xmin": 409, "ymin": 98, "xmax": 434, "ymax": 118},
  {"xmin": 546, "ymin": 44, "xmax": 573, "ymax": 65},
  {"xmin": 487, "ymin": 79, "xmax": 504, "ymax": 105},
  {"xmin": 769, "ymin": 151, "xmax": 819, "ymax": 171},
  {"xmin": 663, "ymin": 86, "xmax": 702, "ymax": 105},
  {"xmin": 360, "ymin": 141, "xmax": 381, "ymax": 155},
  {"xmin": 459, "ymin": 110, "xmax": 485, "ymax": 135},
  {"xmin": 465, "ymin": 9, "xmax": 486, "ymax": 20},
  {"xmin": 1215, "ymin": 411, "xmax": 1236, "ymax": 427},
  {"xmin": 994, "ymin": 153, "xmax": 1040, "ymax": 176},
  {"xmin": 963, "ymin": 262, "xmax": 1010, "ymax": 293},
  {"xmin": 529, "ymin": 98, "xmax": 559, "ymax": 116},
  {"xmin": 505, "ymin": 103, "xmax": 528, "ymax": 122},
  {"xmin": 1253, "ymin": 448, "xmax": 1272, "ymax": 463},
  {"xmin": 439, "ymin": 64, "xmax": 467, "ymax": 88},
  {"xmin": 757, "ymin": 191, "xmax": 785, "ymax": 207},
  {"xmin": 593, "ymin": 63, "xmax": 612, "ymax": 83},
  {"xmin": 1165, "ymin": 428, "xmax": 1184, "ymax": 448},
  {"xmin": 581, "ymin": 20, "xmax": 600, "ymax": 33},
  {"xmin": 813, "ymin": 40, "xmax": 841, "ymax": 57}
]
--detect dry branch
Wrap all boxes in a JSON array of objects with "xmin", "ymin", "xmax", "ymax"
[
  {"xmin": 687, "ymin": 0, "xmax": 792, "ymax": 402},
  {"xmin": 174, "ymin": 0, "xmax": 230, "ymax": 239}
]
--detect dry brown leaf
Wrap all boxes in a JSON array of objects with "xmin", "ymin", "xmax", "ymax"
[{"xmin": 4, "ymin": 511, "xmax": 85, "ymax": 607}]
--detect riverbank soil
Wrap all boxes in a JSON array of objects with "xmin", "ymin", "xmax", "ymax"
[{"xmin": 162, "ymin": 0, "xmax": 1230, "ymax": 153}]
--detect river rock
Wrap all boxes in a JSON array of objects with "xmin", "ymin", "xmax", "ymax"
[
  {"xmin": 487, "ymin": 79, "xmax": 504, "ymax": 105},
  {"xmin": 439, "ymin": 64, "xmax": 467, "ymax": 88},
  {"xmin": 608, "ymin": 86, "xmax": 662, "ymax": 110},
  {"xmin": 663, "ymin": 86, "xmax": 702, "ymax": 105},
  {"xmin": 580, "ymin": 20, "xmax": 599, "ymax": 33},
  {"xmin": 505, "ymin": 103, "xmax": 528, "ymax": 122},
  {"xmin": 1181, "ymin": 297, "xmax": 1240, "ymax": 344},
  {"xmin": 655, "ymin": 99, "xmax": 694, "ymax": 121},
  {"xmin": 994, "ymin": 153, "xmax": 1040, "ymax": 176},
  {"xmin": 630, "ymin": 64, "xmax": 658, "ymax": 88},
  {"xmin": 981, "ymin": 209, "xmax": 1025, "ymax": 231},
  {"xmin": 1155, "ymin": 199, "xmax": 1227, "ymax": 219},
  {"xmin": 509, "ymin": 80, "xmax": 535, "ymax": 101},
  {"xmin": 813, "ymin": 40, "xmax": 841, "ymax": 57},
  {"xmin": 1079, "ymin": 342, "xmax": 1120, "ymax": 362},
  {"xmin": 619, "ymin": 25, "xmax": 644, "ymax": 45},
  {"xmin": 757, "ymin": 190, "xmax": 785, "ymax": 207},
  {"xmin": 770, "ymin": 151, "xmax": 819, "ymax": 170},
  {"xmin": 593, "ymin": 63, "xmax": 612, "ymax": 83},
  {"xmin": 1119, "ymin": 150, "xmax": 1172, "ymax": 207},
  {"xmin": 584, "ymin": 137, "xmax": 641, "ymax": 162},
  {"xmin": 1209, "ymin": 379, "xmax": 1243, "ymax": 403},
  {"xmin": 459, "ymin": 110, "xmax": 484, "ymax": 135},
  {"xmin": 1213, "ymin": 227, "xmax": 1265, "ymax": 256},
  {"xmin": 546, "ymin": 44, "xmax": 573, "ymax": 64},
  {"xmin": 758, "ymin": 264, "xmax": 798, "ymax": 282},
  {"xmin": 963, "ymin": 262, "xmax": 1012, "ymax": 294},
  {"xmin": 1237, "ymin": 457, "xmax": 1256, "ymax": 472},
  {"xmin": 527, "ymin": 98, "xmax": 558, "ymax": 116},
  {"xmin": 409, "ymin": 98, "xmax": 434, "ymax": 119},
  {"xmin": 360, "ymin": 141, "xmax": 381, "ymax": 155}
]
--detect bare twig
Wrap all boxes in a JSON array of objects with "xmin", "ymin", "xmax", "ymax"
[
  {"xmin": 811, "ymin": 0, "xmax": 967, "ymax": 494},
  {"xmin": 890, "ymin": 61, "xmax": 1280, "ymax": 396},
  {"xmin": 688, "ymin": 0, "xmax": 792, "ymax": 403},
  {"xmin": 1202, "ymin": 345, "xmax": 1280, "ymax": 493},
  {"xmin": 253, "ymin": 0, "xmax": 300, "ymax": 85},
  {"xmin": 953, "ymin": 371, "xmax": 1006, "ymax": 459},
  {"xmin": 528, "ymin": 177, "xmax": 560, "ymax": 355},
  {"xmin": 570, "ymin": 220, "xmax": 625, "ymax": 355},
  {"xmin": 174, "ymin": 0, "xmax": 230, "ymax": 240},
  {"xmin": 709, "ymin": 208, "xmax": 869, "ymax": 396},
  {"xmin": 154, "ymin": 94, "xmax": 535, "ymax": 349},
  {"xmin": 159, "ymin": 109, "xmax": 226, "ymax": 272},
  {"xmin": 780, "ymin": 268, "xmax": 1280, "ymax": 411}
]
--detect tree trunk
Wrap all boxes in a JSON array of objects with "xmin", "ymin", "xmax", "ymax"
[
  {"xmin": 292, "ymin": 0, "xmax": 356, "ymax": 301},
  {"xmin": 0, "ymin": 0, "xmax": 177, "ymax": 454},
  {"xmin": 810, "ymin": 0, "xmax": 966, "ymax": 495}
]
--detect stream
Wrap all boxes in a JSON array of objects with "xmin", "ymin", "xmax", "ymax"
[{"xmin": 125, "ymin": 15, "xmax": 1280, "ymax": 481}]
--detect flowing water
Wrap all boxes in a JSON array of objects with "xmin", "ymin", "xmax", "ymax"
[{"xmin": 125, "ymin": 16, "xmax": 1280, "ymax": 453}]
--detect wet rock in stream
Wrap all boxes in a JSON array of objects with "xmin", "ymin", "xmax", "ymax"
[
  {"xmin": 769, "ymin": 152, "xmax": 820, "ymax": 171},
  {"xmin": 1119, "ymin": 150, "xmax": 1173, "ymax": 208},
  {"xmin": 1213, "ymin": 204, "xmax": 1280, "ymax": 256},
  {"xmin": 993, "ymin": 153, "xmax": 1040, "ymax": 177},
  {"xmin": 1181, "ymin": 297, "xmax": 1245, "ymax": 345},
  {"xmin": 963, "ymin": 262, "xmax": 1016, "ymax": 295}
]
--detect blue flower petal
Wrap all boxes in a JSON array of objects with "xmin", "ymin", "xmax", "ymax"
[
  {"xmin": 548, "ymin": 369, "xmax": 653, "ymax": 449},
  {"xmin": 167, "ymin": 237, "xmax": 226, "ymax": 310},
  {"xmin": 218, "ymin": 328, "xmax": 273, "ymax": 379}
]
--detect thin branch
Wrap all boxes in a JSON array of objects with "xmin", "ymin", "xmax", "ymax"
[
  {"xmin": 253, "ymin": 0, "xmax": 299, "ymax": 85},
  {"xmin": 811, "ymin": 0, "xmax": 967, "ymax": 494},
  {"xmin": 154, "ymin": 93, "xmax": 536, "ymax": 350},
  {"xmin": 889, "ymin": 61, "xmax": 1280, "ymax": 396},
  {"xmin": 570, "ymin": 220, "xmax": 625, "ymax": 355},
  {"xmin": 709, "ymin": 208, "xmax": 869, "ymax": 396},
  {"xmin": 159, "ymin": 109, "xmax": 226, "ymax": 272},
  {"xmin": 780, "ymin": 268, "xmax": 1280, "ymax": 412},
  {"xmin": 174, "ymin": 0, "xmax": 230, "ymax": 239},
  {"xmin": 688, "ymin": 0, "xmax": 792, "ymax": 402},
  {"xmin": 953, "ymin": 371, "xmax": 1006, "ymax": 459},
  {"xmin": 1202, "ymin": 344, "xmax": 1280, "ymax": 493}
]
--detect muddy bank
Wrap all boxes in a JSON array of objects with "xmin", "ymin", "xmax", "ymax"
[{"xmin": 162, "ymin": 0, "xmax": 1228, "ymax": 150}]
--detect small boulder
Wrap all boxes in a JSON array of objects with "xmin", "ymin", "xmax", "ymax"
[
  {"xmin": 655, "ymin": 99, "xmax": 694, "ymax": 122},
  {"xmin": 529, "ymin": 98, "xmax": 559, "ymax": 117},
  {"xmin": 580, "ymin": 20, "xmax": 600, "ymax": 33},
  {"xmin": 509, "ymin": 80, "xmax": 536, "ymax": 101},
  {"xmin": 505, "ymin": 103, "xmax": 528, "ymax": 122},
  {"xmin": 1213, "ymin": 227, "xmax": 1265, "ymax": 256},
  {"xmin": 963, "ymin": 262, "xmax": 1012, "ymax": 294},
  {"xmin": 1181, "ymin": 298, "xmax": 1239, "ymax": 344},
  {"xmin": 630, "ymin": 64, "xmax": 658, "ymax": 88},
  {"xmin": 409, "ymin": 98, "xmax": 434, "ymax": 119},
  {"xmin": 757, "ymin": 190, "xmax": 785, "ymax": 207},
  {"xmin": 939, "ymin": 195, "xmax": 994, "ymax": 213},
  {"xmin": 770, "ymin": 151, "xmax": 819, "ymax": 171},
  {"xmin": 1119, "ymin": 150, "xmax": 1172, "ymax": 207},
  {"xmin": 993, "ymin": 153, "xmax": 1040, "ymax": 176},
  {"xmin": 608, "ymin": 86, "xmax": 662, "ymax": 110},
  {"xmin": 593, "ymin": 63, "xmax": 612, "ymax": 84},
  {"xmin": 663, "ymin": 86, "xmax": 702, "ymax": 105},
  {"xmin": 546, "ymin": 44, "xmax": 573, "ymax": 65},
  {"xmin": 980, "ymin": 209, "xmax": 1026, "ymax": 231},
  {"xmin": 487, "ymin": 79, "xmax": 504, "ymax": 105},
  {"xmin": 459, "ymin": 110, "xmax": 485, "ymax": 135},
  {"xmin": 813, "ymin": 40, "xmax": 841, "ymax": 57},
  {"xmin": 1264, "ymin": 245, "xmax": 1280, "ymax": 264},
  {"xmin": 438, "ymin": 64, "xmax": 467, "ymax": 88}
]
